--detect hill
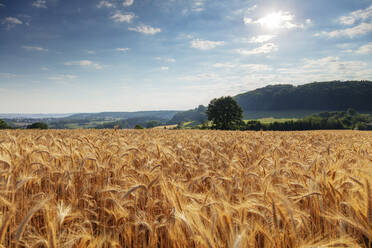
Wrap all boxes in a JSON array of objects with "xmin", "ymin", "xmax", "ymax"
[
  {"xmin": 5, "ymin": 111, "xmax": 179, "ymax": 129},
  {"xmin": 94, "ymin": 116, "xmax": 169, "ymax": 129},
  {"xmin": 0, "ymin": 113, "xmax": 73, "ymax": 119},
  {"xmin": 170, "ymin": 81, "xmax": 372, "ymax": 124},
  {"xmin": 167, "ymin": 105, "xmax": 207, "ymax": 125},
  {"xmin": 235, "ymin": 80, "xmax": 372, "ymax": 112},
  {"xmin": 66, "ymin": 111, "xmax": 179, "ymax": 120}
]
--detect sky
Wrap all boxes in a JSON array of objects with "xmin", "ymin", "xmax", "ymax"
[{"xmin": 0, "ymin": 0, "xmax": 372, "ymax": 113}]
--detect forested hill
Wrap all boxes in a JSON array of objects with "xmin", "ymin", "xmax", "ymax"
[
  {"xmin": 67, "ymin": 110, "xmax": 178, "ymax": 120},
  {"xmin": 234, "ymin": 81, "xmax": 372, "ymax": 111}
]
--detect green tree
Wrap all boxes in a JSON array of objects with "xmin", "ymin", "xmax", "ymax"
[
  {"xmin": 207, "ymin": 96, "xmax": 243, "ymax": 130},
  {"xmin": 146, "ymin": 120, "xmax": 160, "ymax": 128},
  {"xmin": 0, "ymin": 120, "xmax": 11, "ymax": 129},
  {"xmin": 134, "ymin": 124, "xmax": 144, "ymax": 129},
  {"xmin": 27, "ymin": 122, "xmax": 48, "ymax": 129}
]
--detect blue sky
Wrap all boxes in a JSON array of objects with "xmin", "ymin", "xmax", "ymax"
[{"xmin": 0, "ymin": 0, "xmax": 372, "ymax": 113}]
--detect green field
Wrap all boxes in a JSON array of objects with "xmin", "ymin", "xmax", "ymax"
[{"xmin": 251, "ymin": 117, "xmax": 298, "ymax": 124}]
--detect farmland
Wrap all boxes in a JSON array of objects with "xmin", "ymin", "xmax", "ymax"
[{"xmin": 0, "ymin": 130, "xmax": 371, "ymax": 247}]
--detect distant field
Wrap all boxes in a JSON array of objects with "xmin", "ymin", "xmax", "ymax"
[
  {"xmin": 0, "ymin": 130, "xmax": 371, "ymax": 247},
  {"xmin": 246, "ymin": 117, "xmax": 298, "ymax": 124},
  {"xmin": 153, "ymin": 124, "xmax": 178, "ymax": 129},
  {"xmin": 50, "ymin": 120, "xmax": 117, "ymax": 129},
  {"xmin": 243, "ymin": 110, "xmax": 322, "ymax": 119}
]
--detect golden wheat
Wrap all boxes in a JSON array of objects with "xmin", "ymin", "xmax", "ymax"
[{"xmin": 0, "ymin": 129, "xmax": 371, "ymax": 247}]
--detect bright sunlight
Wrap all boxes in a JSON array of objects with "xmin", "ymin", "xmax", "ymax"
[{"xmin": 256, "ymin": 11, "xmax": 297, "ymax": 29}]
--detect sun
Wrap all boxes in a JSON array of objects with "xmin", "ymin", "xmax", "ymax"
[
  {"xmin": 261, "ymin": 12, "xmax": 283, "ymax": 29},
  {"xmin": 256, "ymin": 11, "xmax": 294, "ymax": 29}
]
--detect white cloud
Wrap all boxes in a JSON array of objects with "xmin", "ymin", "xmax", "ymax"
[
  {"xmin": 340, "ymin": 17, "xmax": 356, "ymax": 26},
  {"xmin": 317, "ymin": 6, "xmax": 372, "ymax": 38},
  {"xmin": 355, "ymin": 42, "xmax": 372, "ymax": 54},
  {"xmin": 22, "ymin": 46, "xmax": 48, "ymax": 52},
  {"xmin": 249, "ymin": 35, "xmax": 275, "ymax": 43},
  {"xmin": 190, "ymin": 39, "xmax": 224, "ymax": 50},
  {"xmin": 271, "ymin": 57, "xmax": 371, "ymax": 83},
  {"xmin": 116, "ymin": 48, "xmax": 130, "ymax": 52},
  {"xmin": 237, "ymin": 43, "xmax": 278, "ymax": 55},
  {"xmin": 181, "ymin": 0, "xmax": 207, "ymax": 15},
  {"xmin": 87, "ymin": 50, "xmax": 95, "ymax": 54},
  {"xmin": 155, "ymin": 57, "xmax": 176, "ymax": 63},
  {"xmin": 123, "ymin": 0, "xmax": 134, "ymax": 7},
  {"xmin": 128, "ymin": 24, "xmax": 161, "ymax": 35},
  {"xmin": 41, "ymin": 67, "xmax": 49, "ymax": 71},
  {"xmin": 212, "ymin": 63, "xmax": 272, "ymax": 72},
  {"xmin": 111, "ymin": 12, "xmax": 135, "ymax": 23},
  {"xmin": 316, "ymin": 22, "xmax": 372, "ymax": 38},
  {"xmin": 302, "ymin": 56, "xmax": 339, "ymax": 69},
  {"xmin": 48, "ymin": 74, "xmax": 77, "ymax": 81},
  {"xmin": 302, "ymin": 56, "xmax": 367, "ymax": 73},
  {"xmin": 2, "ymin": 17, "xmax": 23, "ymax": 27},
  {"xmin": 247, "ymin": 11, "xmax": 304, "ymax": 29},
  {"xmin": 64, "ymin": 60, "xmax": 103, "ymax": 69},
  {"xmin": 160, "ymin": 66, "xmax": 169, "ymax": 71},
  {"xmin": 339, "ymin": 5, "xmax": 372, "ymax": 25},
  {"xmin": 97, "ymin": 1, "xmax": 113, "ymax": 8},
  {"xmin": 32, "ymin": 0, "xmax": 47, "ymax": 8},
  {"xmin": 213, "ymin": 63, "xmax": 235, "ymax": 68},
  {"xmin": 178, "ymin": 73, "xmax": 220, "ymax": 81},
  {"xmin": 192, "ymin": 0, "xmax": 205, "ymax": 12},
  {"xmin": 240, "ymin": 64, "xmax": 272, "ymax": 72}
]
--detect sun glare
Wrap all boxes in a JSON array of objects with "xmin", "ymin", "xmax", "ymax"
[
  {"xmin": 262, "ymin": 12, "xmax": 282, "ymax": 29},
  {"xmin": 257, "ymin": 11, "xmax": 295, "ymax": 29}
]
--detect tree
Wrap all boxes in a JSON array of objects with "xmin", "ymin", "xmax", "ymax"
[
  {"xmin": 146, "ymin": 120, "xmax": 160, "ymax": 128},
  {"xmin": 0, "ymin": 120, "xmax": 11, "ymax": 129},
  {"xmin": 27, "ymin": 122, "xmax": 48, "ymax": 129},
  {"xmin": 134, "ymin": 124, "xmax": 144, "ymax": 129},
  {"xmin": 206, "ymin": 96, "xmax": 243, "ymax": 130}
]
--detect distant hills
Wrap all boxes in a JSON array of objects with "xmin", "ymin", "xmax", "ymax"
[
  {"xmin": 235, "ymin": 80, "xmax": 372, "ymax": 112},
  {"xmin": 167, "ymin": 105, "xmax": 207, "ymax": 124},
  {"xmin": 0, "ymin": 113, "xmax": 73, "ymax": 119},
  {"xmin": 49, "ymin": 111, "xmax": 179, "ymax": 129},
  {"xmin": 2, "ymin": 80, "xmax": 372, "ymax": 129},
  {"xmin": 169, "ymin": 80, "xmax": 372, "ymax": 124},
  {"xmin": 3, "ymin": 111, "xmax": 179, "ymax": 129},
  {"xmin": 66, "ymin": 111, "xmax": 179, "ymax": 120}
]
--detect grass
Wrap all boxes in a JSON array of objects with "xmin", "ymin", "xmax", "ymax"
[
  {"xmin": 0, "ymin": 129, "xmax": 371, "ymax": 247},
  {"xmin": 243, "ymin": 110, "xmax": 324, "ymax": 119},
  {"xmin": 153, "ymin": 124, "xmax": 178, "ymax": 129},
  {"xmin": 249, "ymin": 117, "xmax": 299, "ymax": 124}
]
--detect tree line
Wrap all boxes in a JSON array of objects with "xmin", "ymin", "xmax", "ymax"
[
  {"xmin": 205, "ymin": 96, "xmax": 372, "ymax": 131},
  {"xmin": 0, "ymin": 121, "xmax": 49, "ymax": 130},
  {"xmin": 235, "ymin": 81, "xmax": 372, "ymax": 111}
]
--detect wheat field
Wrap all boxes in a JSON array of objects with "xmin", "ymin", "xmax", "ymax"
[{"xmin": 0, "ymin": 130, "xmax": 371, "ymax": 247}]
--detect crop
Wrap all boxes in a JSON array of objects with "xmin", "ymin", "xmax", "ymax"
[{"xmin": 0, "ymin": 129, "xmax": 371, "ymax": 247}]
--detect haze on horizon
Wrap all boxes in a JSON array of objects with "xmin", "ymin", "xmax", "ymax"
[{"xmin": 0, "ymin": 0, "xmax": 372, "ymax": 114}]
